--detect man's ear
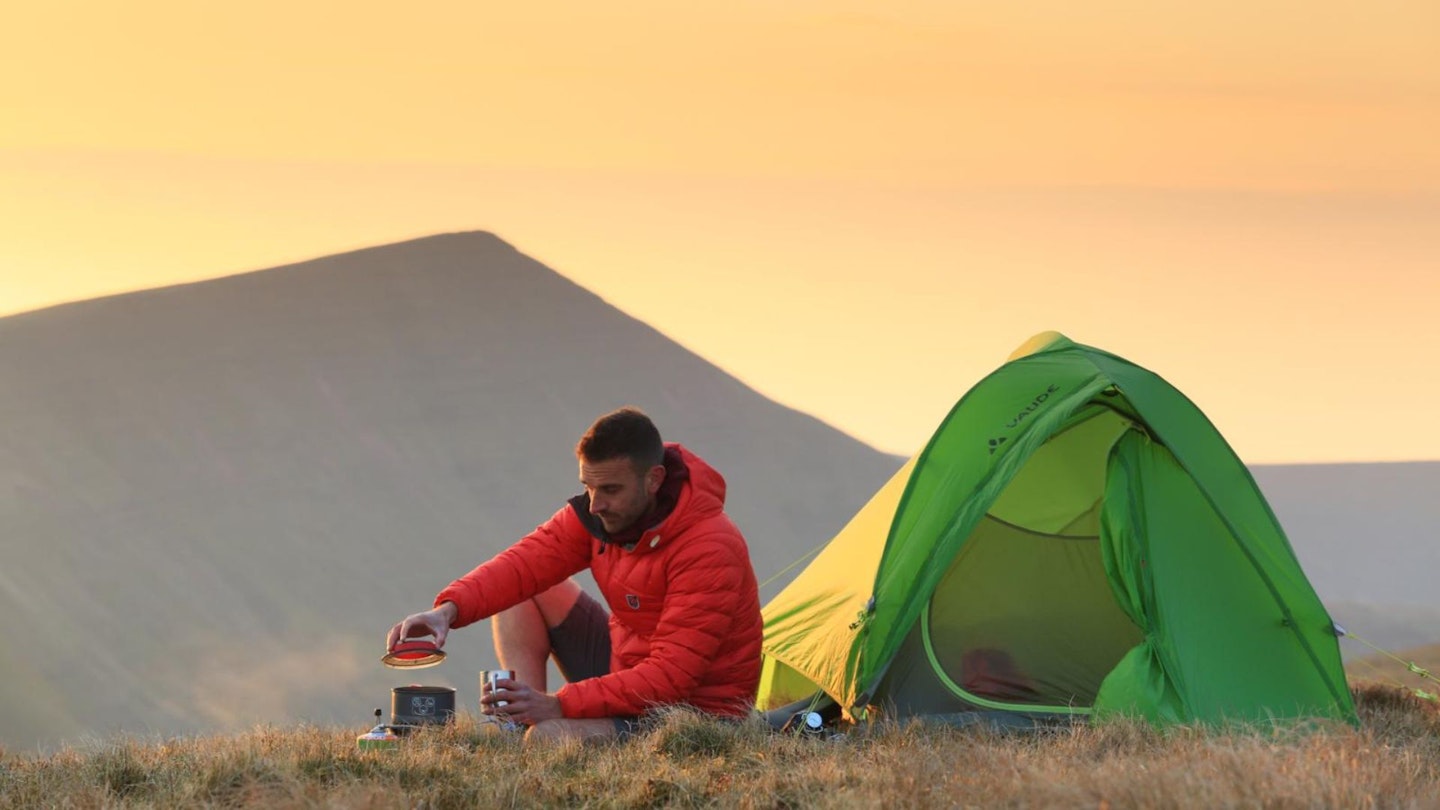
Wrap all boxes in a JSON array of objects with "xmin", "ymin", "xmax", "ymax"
[{"xmin": 645, "ymin": 464, "xmax": 666, "ymax": 496}]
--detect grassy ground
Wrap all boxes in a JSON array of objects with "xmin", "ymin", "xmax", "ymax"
[{"xmin": 2, "ymin": 684, "xmax": 1437, "ymax": 809}]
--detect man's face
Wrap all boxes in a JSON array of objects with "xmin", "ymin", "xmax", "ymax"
[{"xmin": 580, "ymin": 456, "xmax": 662, "ymax": 535}]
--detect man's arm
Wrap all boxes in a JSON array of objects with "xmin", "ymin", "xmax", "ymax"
[{"xmin": 436, "ymin": 506, "xmax": 594, "ymax": 628}]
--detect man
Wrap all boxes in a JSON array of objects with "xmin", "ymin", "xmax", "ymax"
[{"xmin": 386, "ymin": 407, "xmax": 763, "ymax": 743}]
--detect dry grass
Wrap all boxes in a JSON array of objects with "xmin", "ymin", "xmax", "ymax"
[{"xmin": 2, "ymin": 684, "xmax": 1437, "ymax": 809}]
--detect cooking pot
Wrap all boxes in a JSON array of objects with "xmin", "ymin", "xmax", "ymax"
[{"xmin": 391, "ymin": 685, "xmax": 456, "ymax": 728}]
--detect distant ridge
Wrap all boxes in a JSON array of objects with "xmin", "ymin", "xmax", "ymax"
[
  {"xmin": 1250, "ymin": 462, "xmax": 1440, "ymax": 607},
  {"xmin": 0, "ymin": 232, "xmax": 903, "ymax": 749},
  {"xmin": 1250, "ymin": 461, "xmax": 1440, "ymax": 661}
]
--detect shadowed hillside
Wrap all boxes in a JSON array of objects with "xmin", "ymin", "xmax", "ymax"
[
  {"xmin": 1252, "ymin": 463, "xmax": 1440, "ymax": 607},
  {"xmin": 1251, "ymin": 463, "xmax": 1440, "ymax": 660},
  {"xmin": 0, "ymin": 232, "xmax": 903, "ymax": 750}
]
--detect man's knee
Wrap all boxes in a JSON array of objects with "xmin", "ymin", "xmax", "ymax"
[
  {"xmin": 491, "ymin": 597, "xmax": 544, "ymax": 638},
  {"xmin": 492, "ymin": 580, "xmax": 581, "ymax": 627},
  {"xmin": 532, "ymin": 578, "xmax": 583, "ymax": 627}
]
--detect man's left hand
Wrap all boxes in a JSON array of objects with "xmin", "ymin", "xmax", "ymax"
[{"xmin": 482, "ymin": 678, "xmax": 563, "ymax": 726}]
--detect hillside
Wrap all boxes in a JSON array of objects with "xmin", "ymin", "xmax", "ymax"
[
  {"xmin": 1251, "ymin": 462, "xmax": 1440, "ymax": 660},
  {"xmin": 1252, "ymin": 462, "xmax": 1440, "ymax": 608},
  {"xmin": 0, "ymin": 232, "xmax": 903, "ymax": 750}
]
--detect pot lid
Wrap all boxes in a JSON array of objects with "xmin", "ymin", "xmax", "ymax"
[{"xmin": 381, "ymin": 639, "xmax": 446, "ymax": 669}]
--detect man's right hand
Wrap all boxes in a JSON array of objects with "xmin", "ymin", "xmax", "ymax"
[{"xmin": 386, "ymin": 602, "xmax": 459, "ymax": 652}]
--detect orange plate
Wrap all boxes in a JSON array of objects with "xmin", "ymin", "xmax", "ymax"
[{"xmin": 381, "ymin": 640, "xmax": 446, "ymax": 669}]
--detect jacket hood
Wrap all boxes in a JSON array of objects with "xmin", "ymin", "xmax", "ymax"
[{"xmin": 569, "ymin": 443, "xmax": 727, "ymax": 551}]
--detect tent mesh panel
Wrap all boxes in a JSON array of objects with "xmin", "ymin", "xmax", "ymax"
[
  {"xmin": 875, "ymin": 407, "xmax": 1142, "ymax": 714},
  {"xmin": 926, "ymin": 514, "xmax": 1142, "ymax": 707}
]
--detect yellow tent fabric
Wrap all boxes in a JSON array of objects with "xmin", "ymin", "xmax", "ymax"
[{"xmin": 757, "ymin": 457, "xmax": 916, "ymax": 710}]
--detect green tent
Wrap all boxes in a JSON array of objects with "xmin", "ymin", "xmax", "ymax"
[{"xmin": 759, "ymin": 332, "xmax": 1355, "ymax": 726}]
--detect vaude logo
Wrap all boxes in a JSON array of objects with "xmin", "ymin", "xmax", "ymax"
[
  {"xmin": 1005, "ymin": 384, "xmax": 1060, "ymax": 429},
  {"xmin": 411, "ymin": 696, "xmax": 437, "ymax": 715},
  {"xmin": 988, "ymin": 384, "xmax": 1061, "ymax": 454}
]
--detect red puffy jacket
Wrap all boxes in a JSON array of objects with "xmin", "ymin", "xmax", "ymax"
[{"xmin": 434, "ymin": 444, "xmax": 762, "ymax": 718}]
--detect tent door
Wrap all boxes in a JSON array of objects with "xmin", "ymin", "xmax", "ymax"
[{"xmin": 913, "ymin": 412, "xmax": 1143, "ymax": 713}]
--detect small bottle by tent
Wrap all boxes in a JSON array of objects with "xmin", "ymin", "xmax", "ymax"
[{"xmin": 758, "ymin": 332, "xmax": 1355, "ymax": 727}]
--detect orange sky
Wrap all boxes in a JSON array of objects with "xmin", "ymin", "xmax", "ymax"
[{"xmin": 2, "ymin": 2, "xmax": 1438, "ymax": 462}]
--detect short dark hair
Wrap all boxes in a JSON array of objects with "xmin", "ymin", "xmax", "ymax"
[{"xmin": 576, "ymin": 407, "xmax": 664, "ymax": 471}]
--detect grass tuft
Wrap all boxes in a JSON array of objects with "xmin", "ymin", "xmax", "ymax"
[
  {"xmin": 95, "ymin": 744, "xmax": 154, "ymax": 800},
  {"xmin": 644, "ymin": 706, "xmax": 770, "ymax": 760}
]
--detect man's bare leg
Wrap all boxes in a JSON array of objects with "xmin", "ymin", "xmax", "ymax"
[
  {"xmin": 491, "ymin": 578, "xmax": 584, "ymax": 692},
  {"xmin": 525, "ymin": 718, "xmax": 620, "ymax": 745}
]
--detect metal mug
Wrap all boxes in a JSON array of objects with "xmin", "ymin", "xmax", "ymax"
[
  {"xmin": 479, "ymin": 669, "xmax": 514, "ymax": 706},
  {"xmin": 478, "ymin": 669, "xmax": 521, "ymax": 731}
]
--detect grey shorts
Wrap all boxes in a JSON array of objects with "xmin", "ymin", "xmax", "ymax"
[{"xmin": 547, "ymin": 591, "xmax": 639, "ymax": 738}]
